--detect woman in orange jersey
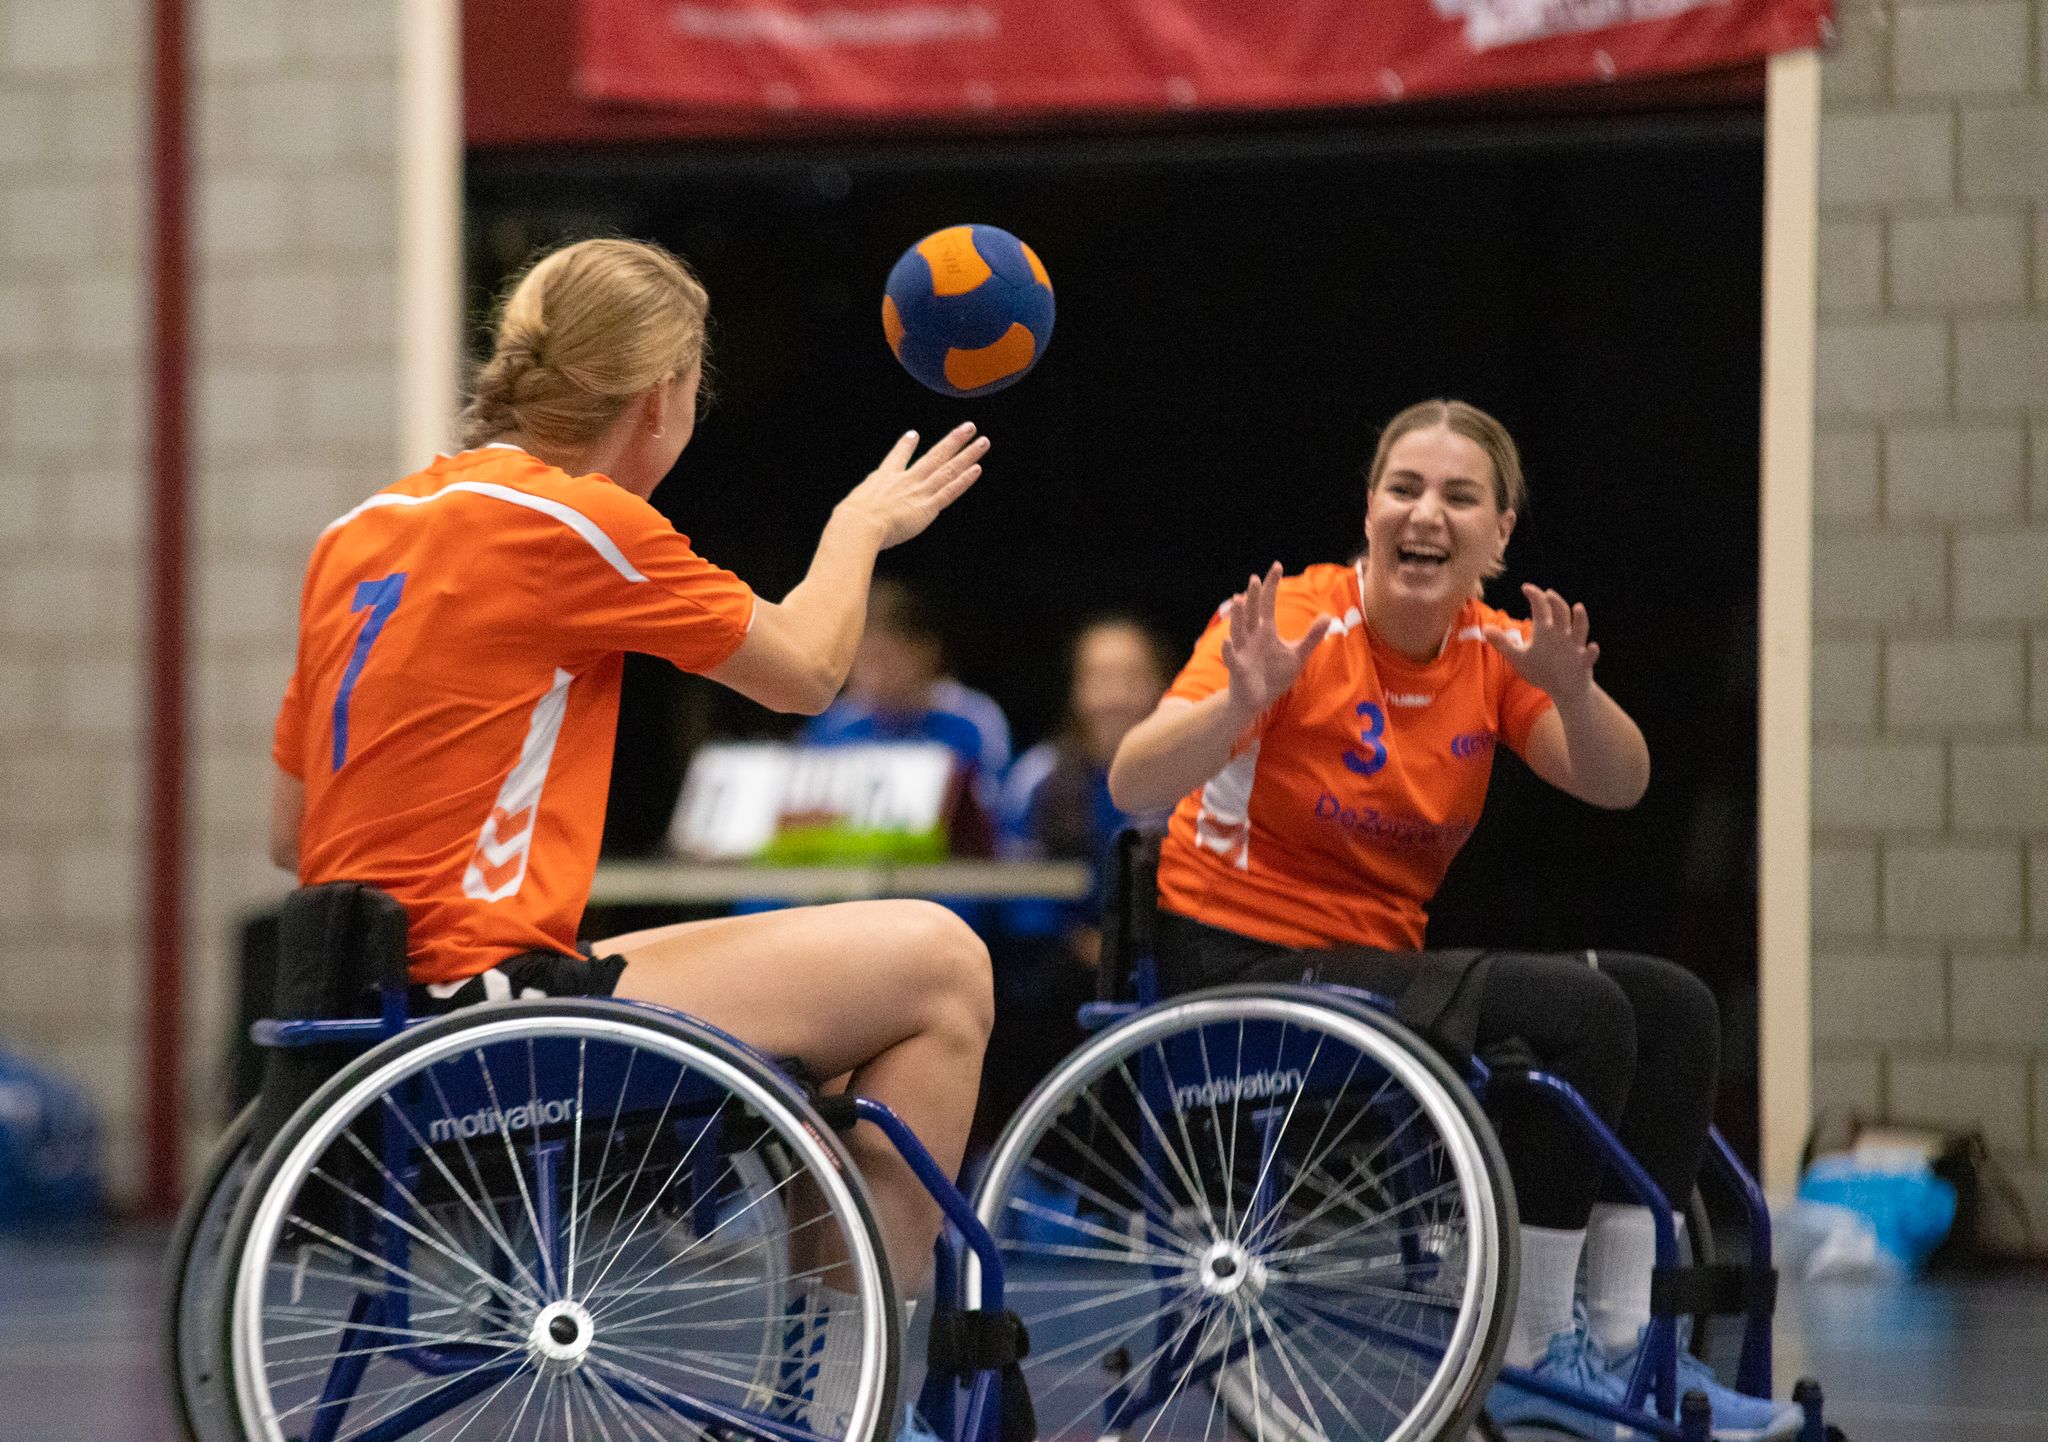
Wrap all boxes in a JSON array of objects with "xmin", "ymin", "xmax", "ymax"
[
  {"xmin": 1108, "ymin": 399, "xmax": 1800, "ymax": 1441},
  {"xmin": 270, "ymin": 238, "xmax": 989, "ymax": 1435}
]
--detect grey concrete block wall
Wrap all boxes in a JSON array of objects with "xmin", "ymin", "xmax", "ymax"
[
  {"xmin": 1816, "ymin": 0, "xmax": 2048, "ymax": 1246},
  {"xmin": 0, "ymin": 0, "xmax": 149, "ymax": 1199},
  {"xmin": 185, "ymin": 0, "xmax": 406, "ymax": 1171},
  {"xmin": 0, "ymin": 0, "xmax": 405, "ymax": 1203}
]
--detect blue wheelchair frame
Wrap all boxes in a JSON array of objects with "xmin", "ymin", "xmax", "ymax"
[
  {"xmin": 250, "ymin": 990, "xmax": 1017, "ymax": 1442},
  {"xmin": 1051, "ymin": 951, "xmax": 1813, "ymax": 1442}
]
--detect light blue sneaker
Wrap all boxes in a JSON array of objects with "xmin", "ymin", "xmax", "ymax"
[
  {"xmin": 1602, "ymin": 1325, "xmax": 1803, "ymax": 1441},
  {"xmin": 896, "ymin": 1402, "xmax": 946, "ymax": 1442},
  {"xmin": 1488, "ymin": 1322, "xmax": 1636, "ymax": 1440}
]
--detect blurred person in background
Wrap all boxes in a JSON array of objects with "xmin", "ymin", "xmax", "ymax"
[
  {"xmin": 801, "ymin": 575, "xmax": 1012, "ymax": 830},
  {"xmin": 998, "ymin": 613, "xmax": 1175, "ymax": 963}
]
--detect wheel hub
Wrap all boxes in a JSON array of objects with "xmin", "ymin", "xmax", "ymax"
[
  {"xmin": 529, "ymin": 1300, "xmax": 595, "ymax": 1374},
  {"xmin": 1197, "ymin": 1239, "xmax": 1265, "ymax": 1299}
]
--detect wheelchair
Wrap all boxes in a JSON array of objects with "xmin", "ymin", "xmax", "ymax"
[
  {"xmin": 963, "ymin": 831, "xmax": 1841, "ymax": 1442},
  {"xmin": 165, "ymin": 883, "xmax": 1026, "ymax": 1442}
]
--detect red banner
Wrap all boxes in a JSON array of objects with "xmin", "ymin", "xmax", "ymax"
[{"xmin": 578, "ymin": 0, "xmax": 1828, "ymax": 115}]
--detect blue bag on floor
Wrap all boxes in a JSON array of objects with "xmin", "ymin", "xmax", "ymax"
[
  {"xmin": 0, "ymin": 1046, "xmax": 105, "ymax": 1228},
  {"xmin": 1795, "ymin": 1146, "xmax": 1956, "ymax": 1277}
]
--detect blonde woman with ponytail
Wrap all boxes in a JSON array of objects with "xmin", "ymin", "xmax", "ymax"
[{"xmin": 270, "ymin": 240, "xmax": 992, "ymax": 1428}]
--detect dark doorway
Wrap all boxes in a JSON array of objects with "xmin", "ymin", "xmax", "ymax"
[{"xmin": 468, "ymin": 109, "xmax": 1765, "ymax": 1156}]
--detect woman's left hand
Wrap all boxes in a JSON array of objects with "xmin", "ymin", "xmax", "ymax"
[{"xmin": 1482, "ymin": 582, "xmax": 1599, "ymax": 702}]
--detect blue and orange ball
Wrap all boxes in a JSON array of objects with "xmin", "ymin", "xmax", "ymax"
[{"xmin": 882, "ymin": 225, "xmax": 1053, "ymax": 397}]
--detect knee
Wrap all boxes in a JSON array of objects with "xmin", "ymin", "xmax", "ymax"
[
  {"xmin": 1608, "ymin": 951, "xmax": 1720, "ymax": 1082},
  {"xmin": 900, "ymin": 902, "xmax": 994, "ymax": 1043},
  {"xmin": 1567, "ymin": 969, "xmax": 1639, "ymax": 1109}
]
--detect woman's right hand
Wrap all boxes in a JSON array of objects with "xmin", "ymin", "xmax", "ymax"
[
  {"xmin": 837, "ymin": 422, "xmax": 989, "ymax": 549},
  {"xmin": 1222, "ymin": 562, "xmax": 1332, "ymax": 717}
]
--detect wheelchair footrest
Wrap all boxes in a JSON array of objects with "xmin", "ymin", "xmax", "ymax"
[{"xmin": 1650, "ymin": 1262, "xmax": 1778, "ymax": 1318}]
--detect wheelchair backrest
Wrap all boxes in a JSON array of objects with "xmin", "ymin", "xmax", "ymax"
[
  {"xmin": 251, "ymin": 882, "xmax": 411, "ymax": 1152},
  {"xmin": 1097, "ymin": 828, "xmax": 1163, "ymax": 1006}
]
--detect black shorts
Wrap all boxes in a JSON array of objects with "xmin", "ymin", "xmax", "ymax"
[{"xmin": 410, "ymin": 944, "xmax": 628, "ymax": 1016}]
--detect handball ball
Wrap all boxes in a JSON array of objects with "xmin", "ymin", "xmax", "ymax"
[{"xmin": 882, "ymin": 224, "xmax": 1054, "ymax": 397}]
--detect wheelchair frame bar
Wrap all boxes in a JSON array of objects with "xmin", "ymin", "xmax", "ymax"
[
  {"xmin": 853, "ymin": 1097, "xmax": 1008, "ymax": 1442},
  {"xmin": 1703, "ymin": 1124, "xmax": 1775, "ymax": 1398},
  {"xmin": 1474, "ymin": 1062, "xmax": 1684, "ymax": 1422},
  {"xmin": 252, "ymin": 1016, "xmax": 392, "ymax": 1047}
]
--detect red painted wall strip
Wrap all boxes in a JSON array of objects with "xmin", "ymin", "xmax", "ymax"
[{"xmin": 144, "ymin": 0, "xmax": 189, "ymax": 1217}]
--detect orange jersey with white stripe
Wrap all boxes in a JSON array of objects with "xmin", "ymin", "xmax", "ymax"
[
  {"xmin": 1156, "ymin": 562, "xmax": 1553, "ymax": 952},
  {"xmin": 272, "ymin": 445, "xmax": 756, "ymax": 984}
]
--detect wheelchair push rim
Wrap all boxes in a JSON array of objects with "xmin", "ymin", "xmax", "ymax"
[
  {"xmin": 219, "ymin": 999, "xmax": 899, "ymax": 1442},
  {"xmin": 970, "ymin": 984, "xmax": 1517, "ymax": 1442}
]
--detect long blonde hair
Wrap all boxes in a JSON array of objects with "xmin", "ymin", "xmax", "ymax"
[
  {"xmin": 1363, "ymin": 398, "xmax": 1526, "ymax": 583},
  {"xmin": 458, "ymin": 238, "xmax": 710, "ymax": 450}
]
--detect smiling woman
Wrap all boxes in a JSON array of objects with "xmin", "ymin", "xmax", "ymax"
[{"xmin": 1105, "ymin": 397, "xmax": 1804, "ymax": 1437}]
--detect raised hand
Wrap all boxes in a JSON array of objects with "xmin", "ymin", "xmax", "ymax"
[
  {"xmin": 837, "ymin": 422, "xmax": 989, "ymax": 550},
  {"xmin": 1222, "ymin": 562, "xmax": 1332, "ymax": 716},
  {"xmin": 1482, "ymin": 582, "xmax": 1599, "ymax": 701}
]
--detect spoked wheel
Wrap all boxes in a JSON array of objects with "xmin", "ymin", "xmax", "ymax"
[
  {"xmin": 163, "ymin": 1102, "xmax": 257, "ymax": 1442},
  {"xmin": 970, "ymin": 985, "xmax": 1517, "ymax": 1442},
  {"xmin": 219, "ymin": 1000, "xmax": 900, "ymax": 1442}
]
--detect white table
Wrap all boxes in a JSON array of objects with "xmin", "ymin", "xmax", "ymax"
[{"xmin": 588, "ymin": 858, "xmax": 1095, "ymax": 906}]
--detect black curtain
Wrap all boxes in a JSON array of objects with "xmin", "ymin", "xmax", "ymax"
[{"xmin": 468, "ymin": 108, "xmax": 1765, "ymax": 1155}]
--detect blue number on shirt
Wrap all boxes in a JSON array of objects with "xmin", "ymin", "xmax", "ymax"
[
  {"xmin": 1343, "ymin": 700, "xmax": 1388, "ymax": 777},
  {"xmin": 331, "ymin": 571, "xmax": 407, "ymax": 772}
]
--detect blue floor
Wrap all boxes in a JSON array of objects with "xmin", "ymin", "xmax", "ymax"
[{"xmin": 2, "ymin": 1228, "xmax": 2042, "ymax": 1441}]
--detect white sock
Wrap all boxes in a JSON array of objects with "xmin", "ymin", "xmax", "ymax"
[
  {"xmin": 1585, "ymin": 1203, "xmax": 1686, "ymax": 1355},
  {"xmin": 784, "ymin": 1284, "xmax": 866, "ymax": 1433},
  {"xmin": 1508, "ymin": 1225, "xmax": 1586, "ymax": 1368}
]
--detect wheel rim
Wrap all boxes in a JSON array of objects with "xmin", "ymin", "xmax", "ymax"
[
  {"xmin": 229, "ymin": 1011, "xmax": 890, "ymax": 1442},
  {"xmin": 972, "ymin": 992, "xmax": 1505, "ymax": 1442}
]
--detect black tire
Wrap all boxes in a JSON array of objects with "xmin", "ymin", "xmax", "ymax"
[
  {"xmin": 216, "ymin": 999, "xmax": 901, "ymax": 1442},
  {"xmin": 161, "ymin": 1101, "xmax": 257, "ymax": 1442}
]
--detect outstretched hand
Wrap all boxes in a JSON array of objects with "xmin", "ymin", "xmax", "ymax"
[
  {"xmin": 839, "ymin": 422, "xmax": 989, "ymax": 550},
  {"xmin": 1222, "ymin": 562, "xmax": 1332, "ymax": 716},
  {"xmin": 1482, "ymin": 582, "xmax": 1599, "ymax": 701}
]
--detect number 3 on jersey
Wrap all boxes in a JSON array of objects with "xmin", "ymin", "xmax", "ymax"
[
  {"xmin": 331, "ymin": 572, "xmax": 407, "ymax": 771},
  {"xmin": 1343, "ymin": 700, "xmax": 1388, "ymax": 777}
]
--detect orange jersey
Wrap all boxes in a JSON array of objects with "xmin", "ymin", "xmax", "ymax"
[
  {"xmin": 1157, "ymin": 562, "xmax": 1553, "ymax": 952},
  {"xmin": 272, "ymin": 445, "xmax": 756, "ymax": 984}
]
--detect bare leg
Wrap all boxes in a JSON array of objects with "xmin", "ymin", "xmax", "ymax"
[{"xmin": 600, "ymin": 899, "xmax": 993, "ymax": 1289}]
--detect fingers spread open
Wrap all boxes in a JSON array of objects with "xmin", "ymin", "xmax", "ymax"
[
  {"xmin": 1481, "ymin": 624, "xmax": 1525, "ymax": 656},
  {"xmin": 934, "ymin": 462, "xmax": 982, "ymax": 507},
  {"xmin": 911, "ymin": 421, "xmax": 978, "ymax": 477},
  {"xmin": 1292, "ymin": 613, "xmax": 1333, "ymax": 658}
]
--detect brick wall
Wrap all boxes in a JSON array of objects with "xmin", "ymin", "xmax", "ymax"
[
  {"xmin": 188, "ymin": 0, "xmax": 406, "ymax": 1162},
  {"xmin": 0, "ymin": 0, "xmax": 405, "ymax": 1202},
  {"xmin": 0, "ymin": 0, "xmax": 151, "ymax": 1199},
  {"xmin": 1814, "ymin": 0, "xmax": 2048, "ymax": 1246}
]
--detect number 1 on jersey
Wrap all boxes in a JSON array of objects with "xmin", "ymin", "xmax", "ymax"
[{"xmin": 332, "ymin": 572, "xmax": 407, "ymax": 772}]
